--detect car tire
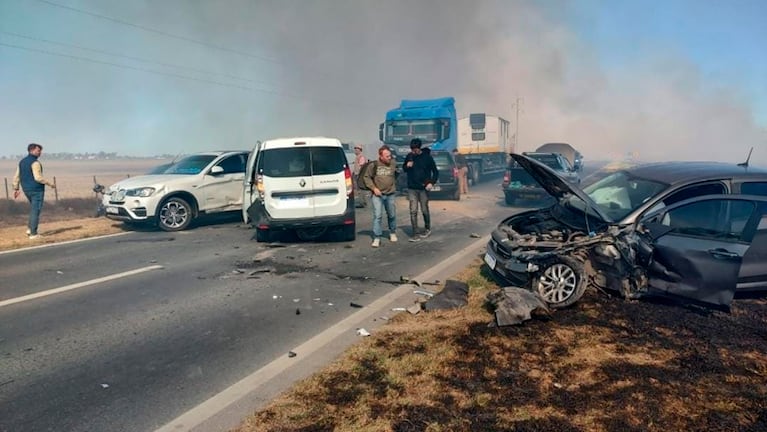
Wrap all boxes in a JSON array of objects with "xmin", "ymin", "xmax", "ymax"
[
  {"xmin": 157, "ymin": 197, "xmax": 193, "ymax": 232},
  {"xmin": 532, "ymin": 256, "xmax": 587, "ymax": 308},
  {"xmin": 504, "ymin": 193, "xmax": 516, "ymax": 206},
  {"xmin": 296, "ymin": 226, "xmax": 328, "ymax": 241},
  {"xmin": 256, "ymin": 228, "xmax": 272, "ymax": 243},
  {"xmin": 340, "ymin": 224, "xmax": 356, "ymax": 242}
]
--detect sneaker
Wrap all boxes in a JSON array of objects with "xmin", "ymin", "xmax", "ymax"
[
  {"xmin": 389, "ymin": 233, "xmax": 398, "ymax": 242},
  {"xmin": 28, "ymin": 234, "xmax": 41, "ymax": 240},
  {"xmin": 408, "ymin": 236, "xmax": 421, "ymax": 243},
  {"xmin": 25, "ymin": 228, "xmax": 31, "ymax": 235},
  {"xmin": 419, "ymin": 229, "xmax": 431, "ymax": 239},
  {"xmin": 371, "ymin": 238, "xmax": 381, "ymax": 248}
]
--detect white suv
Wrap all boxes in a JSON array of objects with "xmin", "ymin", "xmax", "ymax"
[
  {"xmin": 104, "ymin": 151, "xmax": 249, "ymax": 231},
  {"xmin": 242, "ymin": 137, "xmax": 356, "ymax": 242}
]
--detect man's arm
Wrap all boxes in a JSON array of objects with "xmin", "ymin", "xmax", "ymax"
[
  {"xmin": 402, "ymin": 154, "xmax": 414, "ymax": 172},
  {"xmin": 430, "ymin": 158, "xmax": 439, "ymax": 183},
  {"xmin": 31, "ymin": 161, "xmax": 56, "ymax": 188},
  {"xmin": 12, "ymin": 166, "xmax": 20, "ymax": 190}
]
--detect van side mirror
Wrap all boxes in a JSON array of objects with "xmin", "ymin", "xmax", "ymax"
[{"xmin": 378, "ymin": 123, "xmax": 384, "ymax": 141}]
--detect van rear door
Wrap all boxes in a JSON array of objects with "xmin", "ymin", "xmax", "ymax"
[
  {"xmin": 242, "ymin": 141, "xmax": 261, "ymax": 223},
  {"xmin": 309, "ymin": 146, "xmax": 349, "ymax": 218},
  {"xmin": 258, "ymin": 146, "xmax": 316, "ymax": 220}
]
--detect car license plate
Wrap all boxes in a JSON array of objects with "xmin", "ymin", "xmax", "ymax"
[
  {"xmin": 431, "ymin": 185, "xmax": 441, "ymax": 191},
  {"xmin": 484, "ymin": 252, "xmax": 497, "ymax": 270},
  {"xmin": 279, "ymin": 196, "xmax": 308, "ymax": 208},
  {"xmin": 106, "ymin": 206, "xmax": 119, "ymax": 214}
]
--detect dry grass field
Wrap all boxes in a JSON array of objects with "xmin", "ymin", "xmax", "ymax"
[
  {"xmin": 0, "ymin": 159, "xmax": 171, "ymax": 250},
  {"xmin": 0, "ymin": 158, "xmax": 171, "ymax": 201}
]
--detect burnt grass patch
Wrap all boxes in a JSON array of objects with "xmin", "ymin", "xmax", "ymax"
[{"xmin": 236, "ymin": 261, "xmax": 767, "ymax": 432}]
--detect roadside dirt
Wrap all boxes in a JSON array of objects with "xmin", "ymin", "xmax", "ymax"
[{"xmin": 0, "ymin": 216, "xmax": 126, "ymax": 251}]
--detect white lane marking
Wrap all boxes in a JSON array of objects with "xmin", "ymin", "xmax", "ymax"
[
  {"xmin": 0, "ymin": 232, "xmax": 132, "ymax": 256},
  {"xmin": 155, "ymin": 235, "xmax": 490, "ymax": 432},
  {"xmin": 0, "ymin": 265, "xmax": 164, "ymax": 308}
]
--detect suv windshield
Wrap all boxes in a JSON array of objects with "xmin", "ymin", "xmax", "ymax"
[
  {"xmin": 527, "ymin": 154, "xmax": 561, "ymax": 170},
  {"xmin": 163, "ymin": 155, "xmax": 217, "ymax": 175},
  {"xmin": 566, "ymin": 171, "xmax": 668, "ymax": 222}
]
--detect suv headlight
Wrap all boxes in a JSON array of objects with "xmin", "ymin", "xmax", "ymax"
[{"xmin": 125, "ymin": 187, "xmax": 156, "ymax": 197}]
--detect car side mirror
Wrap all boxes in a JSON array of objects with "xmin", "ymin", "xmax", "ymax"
[{"xmin": 209, "ymin": 166, "xmax": 225, "ymax": 175}]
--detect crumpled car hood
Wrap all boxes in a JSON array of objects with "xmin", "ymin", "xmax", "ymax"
[{"xmin": 511, "ymin": 153, "xmax": 612, "ymax": 224}]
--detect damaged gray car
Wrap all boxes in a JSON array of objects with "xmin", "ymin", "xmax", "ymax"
[{"xmin": 485, "ymin": 153, "xmax": 767, "ymax": 309}]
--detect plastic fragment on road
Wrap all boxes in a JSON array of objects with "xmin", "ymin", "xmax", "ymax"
[
  {"xmin": 413, "ymin": 289, "xmax": 435, "ymax": 298},
  {"xmin": 100, "ymin": 383, "xmax": 109, "ymax": 389},
  {"xmin": 486, "ymin": 286, "xmax": 552, "ymax": 326},
  {"xmin": 407, "ymin": 304, "xmax": 421, "ymax": 315},
  {"xmin": 424, "ymin": 280, "xmax": 469, "ymax": 311},
  {"xmin": 288, "ymin": 351, "xmax": 297, "ymax": 358},
  {"xmin": 391, "ymin": 307, "xmax": 407, "ymax": 311},
  {"xmin": 350, "ymin": 302, "xmax": 364, "ymax": 308},
  {"xmin": 356, "ymin": 328, "xmax": 371, "ymax": 337},
  {"xmin": 470, "ymin": 232, "xmax": 481, "ymax": 238}
]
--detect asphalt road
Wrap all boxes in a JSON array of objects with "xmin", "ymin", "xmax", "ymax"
[{"xmin": 0, "ymin": 175, "xmax": 541, "ymax": 432}]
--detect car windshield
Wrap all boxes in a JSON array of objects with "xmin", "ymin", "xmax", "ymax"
[
  {"xmin": 163, "ymin": 155, "xmax": 217, "ymax": 175},
  {"xmin": 565, "ymin": 171, "xmax": 668, "ymax": 222}
]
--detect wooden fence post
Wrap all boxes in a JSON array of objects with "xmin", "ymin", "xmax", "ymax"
[
  {"xmin": 4, "ymin": 177, "xmax": 8, "ymax": 200},
  {"xmin": 53, "ymin": 176, "xmax": 59, "ymax": 202}
]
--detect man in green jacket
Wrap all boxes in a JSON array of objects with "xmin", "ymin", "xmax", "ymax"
[{"xmin": 362, "ymin": 145, "xmax": 398, "ymax": 248}]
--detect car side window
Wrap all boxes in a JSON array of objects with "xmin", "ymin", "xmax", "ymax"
[
  {"xmin": 662, "ymin": 182, "xmax": 726, "ymax": 206},
  {"xmin": 662, "ymin": 199, "xmax": 755, "ymax": 241},
  {"xmin": 740, "ymin": 182, "xmax": 767, "ymax": 196},
  {"xmin": 216, "ymin": 154, "xmax": 246, "ymax": 174}
]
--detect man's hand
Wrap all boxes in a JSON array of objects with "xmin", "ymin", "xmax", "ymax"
[
  {"xmin": 50, "ymin": 183, "xmax": 56, "ymax": 189},
  {"xmin": 425, "ymin": 183, "xmax": 433, "ymax": 191},
  {"xmin": 373, "ymin": 187, "xmax": 382, "ymax": 197},
  {"xmin": 13, "ymin": 190, "xmax": 20, "ymax": 199},
  {"xmin": 406, "ymin": 161, "xmax": 414, "ymax": 168}
]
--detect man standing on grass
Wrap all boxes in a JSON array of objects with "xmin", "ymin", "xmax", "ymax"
[
  {"xmin": 403, "ymin": 138, "xmax": 438, "ymax": 241},
  {"xmin": 362, "ymin": 145, "xmax": 398, "ymax": 248},
  {"xmin": 12, "ymin": 143, "xmax": 55, "ymax": 239}
]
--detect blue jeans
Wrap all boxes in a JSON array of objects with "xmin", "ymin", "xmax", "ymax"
[
  {"xmin": 25, "ymin": 190, "xmax": 45, "ymax": 235},
  {"xmin": 371, "ymin": 193, "xmax": 397, "ymax": 238}
]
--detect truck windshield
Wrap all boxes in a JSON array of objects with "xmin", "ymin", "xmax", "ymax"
[{"xmin": 384, "ymin": 119, "xmax": 449, "ymax": 145}]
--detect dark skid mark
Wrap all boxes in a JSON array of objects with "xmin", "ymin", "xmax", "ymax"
[{"xmin": 117, "ymin": 237, "xmax": 176, "ymax": 243}]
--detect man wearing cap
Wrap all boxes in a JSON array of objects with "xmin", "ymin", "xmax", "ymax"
[
  {"xmin": 352, "ymin": 144, "xmax": 368, "ymax": 207},
  {"xmin": 402, "ymin": 138, "xmax": 438, "ymax": 241}
]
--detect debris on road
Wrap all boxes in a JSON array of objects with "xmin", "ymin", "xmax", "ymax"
[
  {"xmin": 356, "ymin": 328, "xmax": 371, "ymax": 337},
  {"xmin": 288, "ymin": 351, "xmax": 297, "ymax": 358},
  {"xmin": 486, "ymin": 287, "xmax": 551, "ymax": 326},
  {"xmin": 391, "ymin": 307, "xmax": 407, "ymax": 312},
  {"xmin": 350, "ymin": 302, "xmax": 364, "ymax": 308},
  {"xmin": 413, "ymin": 289, "xmax": 435, "ymax": 298},
  {"xmin": 250, "ymin": 266, "xmax": 275, "ymax": 275},
  {"xmin": 470, "ymin": 232, "xmax": 481, "ymax": 238},
  {"xmin": 424, "ymin": 280, "xmax": 469, "ymax": 311},
  {"xmin": 407, "ymin": 304, "xmax": 422, "ymax": 315},
  {"xmin": 295, "ymin": 308, "xmax": 301, "ymax": 315},
  {"xmin": 100, "ymin": 383, "xmax": 110, "ymax": 389}
]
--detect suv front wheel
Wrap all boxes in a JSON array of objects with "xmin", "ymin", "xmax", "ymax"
[{"xmin": 157, "ymin": 197, "xmax": 193, "ymax": 231}]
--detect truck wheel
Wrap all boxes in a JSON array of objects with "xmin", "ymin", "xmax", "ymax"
[
  {"xmin": 157, "ymin": 197, "xmax": 193, "ymax": 231},
  {"xmin": 504, "ymin": 193, "xmax": 516, "ymax": 206},
  {"xmin": 469, "ymin": 163, "xmax": 480, "ymax": 185}
]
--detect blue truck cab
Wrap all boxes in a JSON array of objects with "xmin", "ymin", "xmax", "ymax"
[{"xmin": 379, "ymin": 97, "xmax": 457, "ymax": 163}]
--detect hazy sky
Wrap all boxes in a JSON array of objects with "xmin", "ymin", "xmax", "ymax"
[{"xmin": 1, "ymin": 0, "xmax": 765, "ymax": 163}]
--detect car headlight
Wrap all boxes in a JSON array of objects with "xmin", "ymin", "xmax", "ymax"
[{"xmin": 125, "ymin": 187, "xmax": 156, "ymax": 197}]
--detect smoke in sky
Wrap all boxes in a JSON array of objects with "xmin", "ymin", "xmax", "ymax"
[{"xmin": 1, "ymin": 0, "xmax": 764, "ymax": 163}]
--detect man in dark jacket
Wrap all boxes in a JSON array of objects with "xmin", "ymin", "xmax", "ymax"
[
  {"xmin": 12, "ymin": 143, "xmax": 56, "ymax": 239},
  {"xmin": 402, "ymin": 138, "xmax": 438, "ymax": 241}
]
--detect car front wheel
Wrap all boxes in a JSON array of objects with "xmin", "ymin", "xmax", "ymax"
[
  {"xmin": 157, "ymin": 197, "xmax": 193, "ymax": 231},
  {"xmin": 532, "ymin": 257, "xmax": 587, "ymax": 308}
]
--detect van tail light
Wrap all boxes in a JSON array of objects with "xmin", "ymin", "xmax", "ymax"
[
  {"xmin": 256, "ymin": 173, "xmax": 265, "ymax": 200},
  {"xmin": 502, "ymin": 170, "xmax": 511, "ymax": 187},
  {"xmin": 344, "ymin": 166, "xmax": 353, "ymax": 196}
]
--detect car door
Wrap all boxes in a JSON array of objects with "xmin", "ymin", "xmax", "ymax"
[
  {"xmin": 199, "ymin": 153, "xmax": 247, "ymax": 212},
  {"xmin": 258, "ymin": 146, "xmax": 316, "ymax": 220},
  {"xmin": 643, "ymin": 196, "xmax": 760, "ymax": 307},
  {"xmin": 310, "ymin": 146, "xmax": 348, "ymax": 218},
  {"xmin": 242, "ymin": 142, "xmax": 261, "ymax": 223},
  {"xmin": 735, "ymin": 201, "xmax": 767, "ymax": 291}
]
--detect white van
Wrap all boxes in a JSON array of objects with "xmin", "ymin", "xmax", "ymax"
[{"xmin": 242, "ymin": 137, "xmax": 356, "ymax": 242}]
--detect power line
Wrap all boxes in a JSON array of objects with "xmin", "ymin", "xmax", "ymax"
[
  {"xmin": 0, "ymin": 41, "xmax": 377, "ymax": 110},
  {"xmin": 36, "ymin": 0, "xmax": 336, "ymax": 81},
  {"xmin": 0, "ymin": 30, "xmax": 272, "ymax": 88}
]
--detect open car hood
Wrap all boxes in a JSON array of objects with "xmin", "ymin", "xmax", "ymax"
[{"xmin": 511, "ymin": 153, "xmax": 613, "ymax": 223}]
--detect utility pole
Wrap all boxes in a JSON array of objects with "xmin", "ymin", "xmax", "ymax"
[{"xmin": 512, "ymin": 96, "xmax": 524, "ymax": 150}]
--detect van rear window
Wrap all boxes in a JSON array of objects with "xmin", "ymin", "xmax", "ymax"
[{"xmin": 258, "ymin": 147, "xmax": 346, "ymax": 177}]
